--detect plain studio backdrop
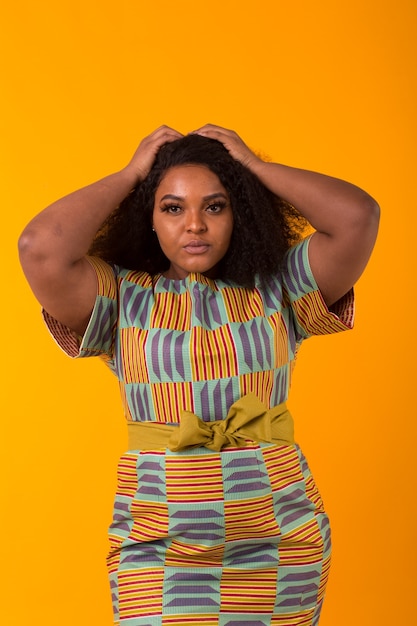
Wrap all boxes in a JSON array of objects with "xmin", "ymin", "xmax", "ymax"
[{"xmin": 1, "ymin": 1, "xmax": 415, "ymax": 624}]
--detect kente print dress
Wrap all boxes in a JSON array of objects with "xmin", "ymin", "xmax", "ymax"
[{"xmin": 44, "ymin": 236, "xmax": 354, "ymax": 626}]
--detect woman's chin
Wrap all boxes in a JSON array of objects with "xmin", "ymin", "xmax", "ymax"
[{"xmin": 164, "ymin": 260, "xmax": 220, "ymax": 280}]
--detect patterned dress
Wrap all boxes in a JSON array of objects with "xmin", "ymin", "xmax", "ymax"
[{"xmin": 45, "ymin": 236, "xmax": 354, "ymax": 626}]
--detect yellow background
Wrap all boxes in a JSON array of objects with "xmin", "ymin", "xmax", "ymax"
[{"xmin": 2, "ymin": 1, "xmax": 416, "ymax": 624}]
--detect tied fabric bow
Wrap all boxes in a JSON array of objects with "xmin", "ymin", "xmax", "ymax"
[{"xmin": 167, "ymin": 393, "xmax": 294, "ymax": 452}]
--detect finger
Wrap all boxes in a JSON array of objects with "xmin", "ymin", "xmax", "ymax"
[
  {"xmin": 129, "ymin": 127, "xmax": 183, "ymax": 178},
  {"xmin": 156, "ymin": 126, "xmax": 183, "ymax": 139},
  {"xmin": 191, "ymin": 124, "xmax": 235, "ymax": 137},
  {"xmin": 154, "ymin": 131, "xmax": 183, "ymax": 148},
  {"xmin": 144, "ymin": 125, "xmax": 183, "ymax": 145},
  {"xmin": 152, "ymin": 124, "xmax": 183, "ymax": 135},
  {"xmin": 191, "ymin": 126, "xmax": 245, "ymax": 157}
]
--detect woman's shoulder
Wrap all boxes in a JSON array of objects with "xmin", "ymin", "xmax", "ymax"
[
  {"xmin": 87, "ymin": 256, "xmax": 155, "ymax": 291},
  {"xmin": 279, "ymin": 235, "xmax": 317, "ymax": 295},
  {"xmin": 118, "ymin": 266, "xmax": 155, "ymax": 289}
]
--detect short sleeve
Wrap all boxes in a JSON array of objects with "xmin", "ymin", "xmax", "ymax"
[
  {"xmin": 282, "ymin": 236, "xmax": 355, "ymax": 339},
  {"xmin": 42, "ymin": 256, "xmax": 119, "ymax": 359}
]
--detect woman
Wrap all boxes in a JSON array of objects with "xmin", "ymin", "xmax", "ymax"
[{"xmin": 19, "ymin": 124, "xmax": 379, "ymax": 625}]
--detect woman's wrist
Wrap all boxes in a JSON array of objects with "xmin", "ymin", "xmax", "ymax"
[
  {"xmin": 247, "ymin": 159, "xmax": 285, "ymax": 194},
  {"xmin": 118, "ymin": 164, "xmax": 144, "ymax": 188}
]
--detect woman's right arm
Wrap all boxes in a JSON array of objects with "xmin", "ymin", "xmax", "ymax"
[{"xmin": 18, "ymin": 126, "xmax": 182, "ymax": 336}]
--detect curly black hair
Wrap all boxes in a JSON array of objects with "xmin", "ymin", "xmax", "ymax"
[{"xmin": 89, "ymin": 134, "xmax": 307, "ymax": 288}]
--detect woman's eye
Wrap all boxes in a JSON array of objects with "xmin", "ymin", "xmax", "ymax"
[
  {"xmin": 162, "ymin": 205, "xmax": 182, "ymax": 214},
  {"xmin": 207, "ymin": 202, "xmax": 226, "ymax": 213}
]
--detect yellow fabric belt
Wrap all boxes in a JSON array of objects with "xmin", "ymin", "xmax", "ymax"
[{"xmin": 127, "ymin": 393, "xmax": 294, "ymax": 452}]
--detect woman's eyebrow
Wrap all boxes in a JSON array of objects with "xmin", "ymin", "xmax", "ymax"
[
  {"xmin": 203, "ymin": 192, "xmax": 229, "ymax": 201},
  {"xmin": 160, "ymin": 194, "xmax": 183, "ymax": 201},
  {"xmin": 160, "ymin": 192, "xmax": 229, "ymax": 202}
]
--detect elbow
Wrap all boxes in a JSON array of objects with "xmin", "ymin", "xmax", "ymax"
[
  {"xmin": 355, "ymin": 193, "xmax": 380, "ymax": 235},
  {"xmin": 334, "ymin": 194, "xmax": 380, "ymax": 249},
  {"xmin": 365, "ymin": 195, "xmax": 381, "ymax": 236},
  {"xmin": 18, "ymin": 228, "xmax": 33, "ymax": 256},
  {"xmin": 362, "ymin": 188, "xmax": 380, "ymax": 216},
  {"xmin": 367, "ymin": 195, "xmax": 381, "ymax": 222},
  {"xmin": 18, "ymin": 227, "xmax": 37, "ymax": 259},
  {"xmin": 18, "ymin": 226, "xmax": 50, "ymax": 269}
]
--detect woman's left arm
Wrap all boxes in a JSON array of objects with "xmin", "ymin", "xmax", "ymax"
[{"xmin": 193, "ymin": 125, "xmax": 380, "ymax": 307}]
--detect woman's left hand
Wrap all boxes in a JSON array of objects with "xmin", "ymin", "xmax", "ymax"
[
  {"xmin": 194, "ymin": 124, "xmax": 380, "ymax": 309},
  {"xmin": 191, "ymin": 124, "xmax": 263, "ymax": 171}
]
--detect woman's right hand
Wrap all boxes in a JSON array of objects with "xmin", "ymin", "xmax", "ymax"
[
  {"xmin": 19, "ymin": 125, "xmax": 181, "ymax": 337},
  {"xmin": 125, "ymin": 125, "xmax": 183, "ymax": 182}
]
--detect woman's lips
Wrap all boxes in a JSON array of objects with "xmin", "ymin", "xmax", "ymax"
[{"xmin": 183, "ymin": 241, "xmax": 210, "ymax": 254}]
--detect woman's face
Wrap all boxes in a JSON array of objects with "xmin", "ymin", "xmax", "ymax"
[{"xmin": 152, "ymin": 164, "xmax": 234, "ymax": 280}]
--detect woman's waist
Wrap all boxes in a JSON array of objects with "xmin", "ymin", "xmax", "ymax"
[{"xmin": 127, "ymin": 393, "xmax": 294, "ymax": 452}]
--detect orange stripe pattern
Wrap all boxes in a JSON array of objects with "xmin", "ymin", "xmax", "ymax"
[
  {"xmin": 106, "ymin": 443, "xmax": 332, "ymax": 623},
  {"xmin": 42, "ymin": 239, "xmax": 355, "ymax": 622}
]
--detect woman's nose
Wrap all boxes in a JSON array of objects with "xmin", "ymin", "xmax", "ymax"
[{"xmin": 185, "ymin": 210, "xmax": 207, "ymax": 232}]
